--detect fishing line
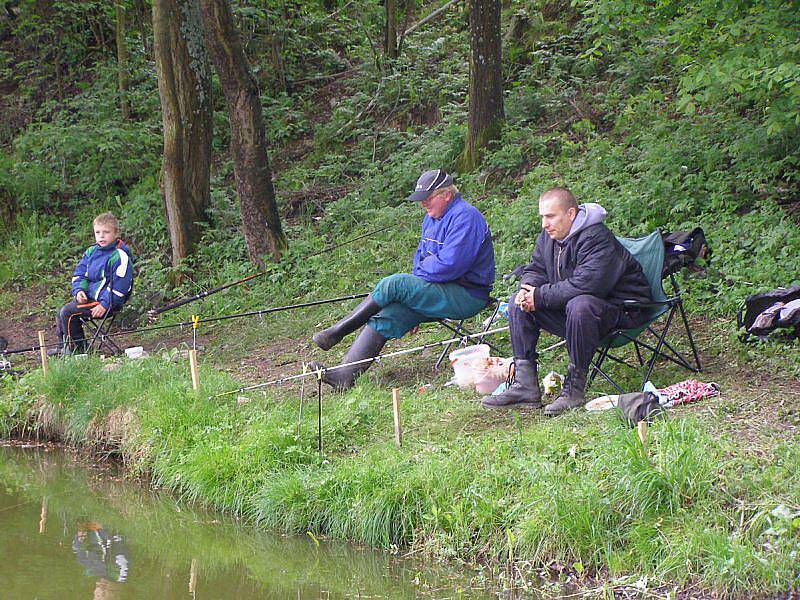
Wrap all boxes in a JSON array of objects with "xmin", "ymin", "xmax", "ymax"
[
  {"xmin": 2, "ymin": 293, "xmax": 370, "ymax": 356},
  {"xmin": 212, "ymin": 326, "xmax": 513, "ymax": 398},
  {"xmin": 148, "ymin": 224, "xmax": 395, "ymax": 318}
]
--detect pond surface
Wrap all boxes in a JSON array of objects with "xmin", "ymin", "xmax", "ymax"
[{"xmin": 0, "ymin": 444, "xmax": 493, "ymax": 599}]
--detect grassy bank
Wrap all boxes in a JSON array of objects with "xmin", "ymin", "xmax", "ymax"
[{"xmin": 1, "ymin": 352, "xmax": 798, "ymax": 596}]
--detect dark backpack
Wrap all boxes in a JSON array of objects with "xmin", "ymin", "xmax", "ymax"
[
  {"xmin": 662, "ymin": 228, "xmax": 710, "ymax": 277},
  {"xmin": 737, "ymin": 285, "xmax": 800, "ymax": 340}
]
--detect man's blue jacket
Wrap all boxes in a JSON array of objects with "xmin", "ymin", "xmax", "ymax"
[
  {"xmin": 412, "ymin": 194, "xmax": 495, "ymax": 300},
  {"xmin": 71, "ymin": 239, "xmax": 134, "ymax": 311}
]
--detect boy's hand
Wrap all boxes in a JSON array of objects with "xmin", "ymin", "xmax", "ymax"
[
  {"xmin": 91, "ymin": 304, "xmax": 107, "ymax": 318},
  {"xmin": 76, "ymin": 291, "xmax": 88, "ymax": 303}
]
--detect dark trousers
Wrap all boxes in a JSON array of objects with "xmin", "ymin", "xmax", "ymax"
[
  {"xmin": 55, "ymin": 300, "xmax": 96, "ymax": 350},
  {"xmin": 508, "ymin": 293, "xmax": 647, "ymax": 371}
]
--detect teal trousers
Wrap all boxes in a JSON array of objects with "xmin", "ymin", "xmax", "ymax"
[{"xmin": 368, "ymin": 274, "xmax": 488, "ymax": 339}]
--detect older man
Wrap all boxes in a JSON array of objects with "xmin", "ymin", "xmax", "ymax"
[
  {"xmin": 311, "ymin": 169, "xmax": 495, "ymax": 390},
  {"xmin": 483, "ymin": 187, "xmax": 652, "ymax": 415}
]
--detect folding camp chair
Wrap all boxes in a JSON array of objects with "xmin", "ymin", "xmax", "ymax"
[
  {"xmin": 433, "ymin": 297, "xmax": 504, "ymax": 369},
  {"xmin": 66, "ymin": 301, "xmax": 126, "ymax": 355},
  {"xmin": 78, "ymin": 309, "xmax": 125, "ymax": 355},
  {"xmin": 588, "ymin": 230, "xmax": 702, "ymax": 393}
]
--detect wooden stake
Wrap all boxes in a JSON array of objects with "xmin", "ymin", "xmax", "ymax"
[
  {"xmin": 392, "ymin": 388, "xmax": 402, "ymax": 447},
  {"xmin": 637, "ymin": 420, "xmax": 648, "ymax": 449},
  {"xmin": 38, "ymin": 330, "xmax": 48, "ymax": 375},
  {"xmin": 189, "ymin": 349, "xmax": 199, "ymax": 390}
]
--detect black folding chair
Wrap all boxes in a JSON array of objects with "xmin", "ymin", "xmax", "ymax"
[
  {"xmin": 77, "ymin": 308, "xmax": 125, "ymax": 355},
  {"xmin": 588, "ymin": 230, "xmax": 702, "ymax": 393},
  {"xmin": 433, "ymin": 297, "xmax": 504, "ymax": 369}
]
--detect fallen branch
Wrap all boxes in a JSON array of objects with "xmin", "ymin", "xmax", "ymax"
[{"xmin": 403, "ymin": 0, "xmax": 463, "ymax": 37}]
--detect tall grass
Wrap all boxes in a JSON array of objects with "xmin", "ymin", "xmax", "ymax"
[{"xmin": 2, "ymin": 348, "xmax": 799, "ymax": 594}]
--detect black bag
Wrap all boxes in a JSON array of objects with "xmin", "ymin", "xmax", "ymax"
[
  {"xmin": 662, "ymin": 227, "xmax": 710, "ymax": 277},
  {"xmin": 617, "ymin": 391, "xmax": 666, "ymax": 427},
  {"xmin": 737, "ymin": 285, "xmax": 800, "ymax": 339}
]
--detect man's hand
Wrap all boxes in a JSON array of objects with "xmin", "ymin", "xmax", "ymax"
[
  {"xmin": 515, "ymin": 284, "xmax": 536, "ymax": 312},
  {"xmin": 76, "ymin": 290, "xmax": 88, "ymax": 303},
  {"xmin": 90, "ymin": 304, "xmax": 107, "ymax": 318}
]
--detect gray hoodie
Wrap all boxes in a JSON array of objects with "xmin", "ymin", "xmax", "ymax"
[{"xmin": 562, "ymin": 203, "xmax": 608, "ymax": 243}]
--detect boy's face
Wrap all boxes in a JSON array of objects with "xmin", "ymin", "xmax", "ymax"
[{"xmin": 94, "ymin": 222, "xmax": 118, "ymax": 247}]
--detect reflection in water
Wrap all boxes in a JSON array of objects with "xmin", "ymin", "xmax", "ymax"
[
  {"xmin": 72, "ymin": 519, "xmax": 130, "ymax": 600},
  {"xmin": 0, "ymin": 445, "xmax": 493, "ymax": 599}
]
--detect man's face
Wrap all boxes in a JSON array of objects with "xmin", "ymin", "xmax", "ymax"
[
  {"xmin": 419, "ymin": 189, "xmax": 452, "ymax": 219},
  {"xmin": 539, "ymin": 197, "xmax": 577, "ymax": 241},
  {"xmin": 94, "ymin": 222, "xmax": 118, "ymax": 247}
]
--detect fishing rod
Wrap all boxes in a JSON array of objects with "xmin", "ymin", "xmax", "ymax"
[
  {"xmin": 212, "ymin": 326, "xmax": 513, "ymax": 399},
  {"xmin": 148, "ymin": 224, "xmax": 395, "ymax": 319},
  {"xmin": 1, "ymin": 293, "xmax": 370, "ymax": 356}
]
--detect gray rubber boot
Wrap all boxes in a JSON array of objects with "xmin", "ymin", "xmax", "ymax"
[
  {"xmin": 481, "ymin": 359, "xmax": 543, "ymax": 409},
  {"xmin": 543, "ymin": 364, "xmax": 588, "ymax": 416},
  {"xmin": 309, "ymin": 325, "xmax": 387, "ymax": 391},
  {"xmin": 312, "ymin": 296, "xmax": 381, "ymax": 350}
]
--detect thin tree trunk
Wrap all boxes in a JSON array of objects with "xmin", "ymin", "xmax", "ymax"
[
  {"xmin": 384, "ymin": 0, "xmax": 398, "ymax": 60},
  {"xmin": 152, "ymin": 0, "xmax": 213, "ymax": 266},
  {"xmin": 133, "ymin": 0, "xmax": 150, "ymax": 56},
  {"xmin": 459, "ymin": 0, "xmax": 504, "ymax": 171},
  {"xmin": 267, "ymin": 2, "xmax": 288, "ymax": 94},
  {"xmin": 115, "ymin": 0, "xmax": 130, "ymax": 119},
  {"xmin": 52, "ymin": 30, "xmax": 63, "ymax": 101},
  {"xmin": 396, "ymin": 0, "xmax": 415, "ymax": 57},
  {"xmin": 199, "ymin": 0, "xmax": 287, "ymax": 265}
]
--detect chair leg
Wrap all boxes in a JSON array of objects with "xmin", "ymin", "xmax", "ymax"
[
  {"xmin": 634, "ymin": 340, "xmax": 644, "ymax": 366},
  {"xmin": 82, "ymin": 313, "xmax": 121, "ymax": 355},
  {"xmin": 100, "ymin": 334, "xmax": 124, "ymax": 355},
  {"xmin": 641, "ymin": 307, "xmax": 677, "ymax": 388},
  {"xmin": 84, "ymin": 322, "xmax": 104, "ymax": 353},
  {"xmin": 477, "ymin": 301, "xmax": 501, "ymax": 344},
  {"xmin": 637, "ymin": 326, "xmax": 697, "ymax": 372},
  {"xmin": 434, "ymin": 319, "xmax": 468, "ymax": 370},
  {"xmin": 434, "ymin": 299, "xmax": 502, "ymax": 370},
  {"xmin": 439, "ymin": 319, "xmax": 503, "ymax": 355},
  {"xmin": 589, "ymin": 344, "xmax": 611, "ymax": 386},
  {"xmin": 676, "ymin": 297, "xmax": 702, "ymax": 371},
  {"xmin": 591, "ymin": 360, "xmax": 625, "ymax": 394}
]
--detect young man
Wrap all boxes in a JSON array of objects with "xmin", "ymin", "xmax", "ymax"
[
  {"xmin": 51, "ymin": 212, "xmax": 133, "ymax": 355},
  {"xmin": 310, "ymin": 169, "xmax": 495, "ymax": 390},
  {"xmin": 482, "ymin": 187, "xmax": 652, "ymax": 415}
]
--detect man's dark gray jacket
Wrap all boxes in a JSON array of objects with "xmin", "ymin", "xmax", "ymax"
[{"xmin": 521, "ymin": 207, "xmax": 652, "ymax": 310}]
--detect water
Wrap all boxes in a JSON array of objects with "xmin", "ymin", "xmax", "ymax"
[{"xmin": 0, "ymin": 444, "xmax": 492, "ymax": 599}]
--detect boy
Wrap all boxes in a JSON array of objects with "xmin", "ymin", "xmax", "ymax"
[{"xmin": 51, "ymin": 212, "xmax": 133, "ymax": 355}]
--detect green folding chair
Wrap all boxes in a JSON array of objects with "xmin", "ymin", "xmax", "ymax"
[{"xmin": 588, "ymin": 230, "xmax": 702, "ymax": 393}]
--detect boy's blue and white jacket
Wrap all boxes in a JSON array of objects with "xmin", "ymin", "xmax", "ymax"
[
  {"xmin": 412, "ymin": 194, "xmax": 495, "ymax": 300},
  {"xmin": 71, "ymin": 239, "xmax": 133, "ymax": 311}
]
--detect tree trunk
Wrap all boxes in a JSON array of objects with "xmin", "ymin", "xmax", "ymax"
[
  {"xmin": 152, "ymin": 0, "xmax": 213, "ymax": 266},
  {"xmin": 132, "ymin": 0, "xmax": 151, "ymax": 56},
  {"xmin": 199, "ymin": 0, "xmax": 287, "ymax": 265},
  {"xmin": 266, "ymin": 2, "xmax": 288, "ymax": 94},
  {"xmin": 459, "ymin": 0, "xmax": 504, "ymax": 171},
  {"xmin": 384, "ymin": 0, "xmax": 398, "ymax": 60},
  {"xmin": 115, "ymin": 0, "xmax": 130, "ymax": 119}
]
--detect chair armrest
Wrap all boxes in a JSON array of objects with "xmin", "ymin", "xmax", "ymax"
[{"xmin": 622, "ymin": 298, "xmax": 678, "ymax": 309}]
